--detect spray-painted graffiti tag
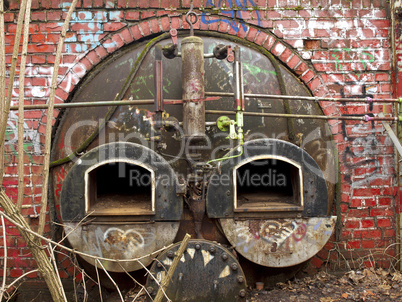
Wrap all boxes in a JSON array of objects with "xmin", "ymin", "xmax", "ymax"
[
  {"xmin": 201, "ymin": 0, "xmax": 261, "ymax": 33},
  {"xmin": 4, "ymin": 110, "xmax": 41, "ymax": 164}
]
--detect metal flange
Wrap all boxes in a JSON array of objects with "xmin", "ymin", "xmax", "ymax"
[{"xmin": 146, "ymin": 239, "xmax": 247, "ymax": 301}]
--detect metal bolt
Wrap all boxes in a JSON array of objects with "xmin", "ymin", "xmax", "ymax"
[
  {"xmin": 195, "ymin": 244, "xmax": 201, "ymax": 250},
  {"xmin": 239, "ymin": 289, "xmax": 246, "ymax": 298},
  {"xmin": 237, "ymin": 276, "xmax": 244, "ymax": 283},
  {"xmin": 167, "ymin": 251, "xmax": 175, "ymax": 258},
  {"xmin": 221, "ymin": 253, "xmax": 228, "ymax": 261},
  {"xmin": 226, "ymin": 190, "xmax": 230, "ymax": 196},
  {"xmin": 231, "ymin": 263, "xmax": 238, "ymax": 271},
  {"xmin": 156, "ymin": 262, "xmax": 162, "ymax": 268},
  {"xmin": 147, "ymin": 287, "xmax": 154, "ymax": 294},
  {"xmin": 79, "ymin": 195, "xmax": 83, "ymax": 199},
  {"xmin": 209, "ymin": 246, "xmax": 216, "ymax": 254}
]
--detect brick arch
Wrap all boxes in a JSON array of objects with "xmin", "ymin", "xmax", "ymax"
[{"xmin": 57, "ymin": 16, "xmax": 341, "ymax": 133}]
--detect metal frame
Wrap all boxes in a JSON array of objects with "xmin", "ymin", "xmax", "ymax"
[
  {"xmin": 84, "ymin": 158, "xmax": 156, "ymax": 215},
  {"xmin": 232, "ymin": 155, "xmax": 303, "ymax": 212}
]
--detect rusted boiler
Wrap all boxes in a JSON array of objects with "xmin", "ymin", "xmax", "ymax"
[{"xmin": 51, "ymin": 17, "xmax": 337, "ymax": 301}]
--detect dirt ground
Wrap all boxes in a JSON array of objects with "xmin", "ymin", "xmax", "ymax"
[
  {"xmin": 8, "ymin": 268, "xmax": 402, "ymax": 301},
  {"xmin": 123, "ymin": 268, "xmax": 402, "ymax": 302},
  {"xmin": 247, "ymin": 269, "xmax": 402, "ymax": 302}
]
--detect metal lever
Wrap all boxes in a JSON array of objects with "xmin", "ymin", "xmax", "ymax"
[{"xmin": 163, "ymin": 29, "xmax": 178, "ymax": 59}]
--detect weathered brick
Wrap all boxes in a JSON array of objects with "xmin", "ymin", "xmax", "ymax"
[
  {"xmin": 246, "ymin": 27, "xmax": 258, "ymax": 42},
  {"xmin": 149, "ymin": 19, "xmax": 161, "ymax": 33},
  {"xmin": 263, "ymin": 35, "xmax": 276, "ymax": 51},
  {"xmin": 126, "ymin": 11, "xmax": 140, "ymax": 21},
  {"xmin": 139, "ymin": 21, "xmax": 151, "ymax": 36},
  {"xmin": 120, "ymin": 28, "xmax": 134, "ymax": 44},
  {"xmin": 254, "ymin": 32, "xmax": 267, "ymax": 46},
  {"xmin": 130, "ymin": 25, "xmax": 143, "ymax": 40},
  {"xmin": 160, "ymin": 16, "xmax": 171, "ymax": 31},
  {"xmin": 104, "ymin": 22, "xmax": 126, "ymax": 32}
]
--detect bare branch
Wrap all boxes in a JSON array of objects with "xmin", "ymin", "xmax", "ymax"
[
  {"xmin": 48, "ymin": 243, "xmax": 68, "ymax": 302},
  {"xmin": 0, "ymin": 0, "xmax": 6, "ymax": 176},
  {"xmin": 94, "ymin": 261, "xmax": 103, "ymax": 302},
  {"xmin": 16, "ymin": 0, "xmax": 32, "ymax": 210},
  {"xmin": 96, "ymin": 259, "xmax": 124, "ymax": 302},
  {"xmin": 37, "ymin": 0, "xmax": 79, "ymax": 236},
  {"xmin": 0, "ymin": 215, "xmax": 7, "ymax": 301},
  {"xmin": 4, "ymin": 269, "xmax": 38, "ymax": 290},
  {"xmin": 0, "ymin": 0, "xmax": 27, "ymax": 184},
  {"xmin": 117, "ymin": 262, "xmax": 153, "ymax": 301}
]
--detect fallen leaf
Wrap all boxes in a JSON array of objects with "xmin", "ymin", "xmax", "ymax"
[
  {"xmin": 362, "ymin": 289, "xmax": 375, "ymax": 296},
  {"xmin": 342, "ymin": 293, "xmax": 349, "ymax": 299},
  {"xmin": 346, "ymin": 270, "xmax": 365, "ymax": 284}
]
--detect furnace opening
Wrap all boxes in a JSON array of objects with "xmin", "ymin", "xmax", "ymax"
[
  {"xmin": 85, "ymin": 160, "xmax": 155, "ymax": 216},
  {"xmin": 234, "ymin": 157, "xmax": 303, "ymax": 212}
]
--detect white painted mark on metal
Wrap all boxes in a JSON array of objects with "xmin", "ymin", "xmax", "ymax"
[
  {"xmin": 187, "ymin": 248, "xmax": 195, "ymax": 259},
  {"xmin": 201, "ymin": 250, "xmax": 214, "ymax": 267},
  {"xmin": 157, "ymin": 271, "xmax": 165, "ymax": 283},
  {"xmin": 219, "ymin": 265, "xmax": 230, "ymax": 279},
  {"xmin": 163, "ymin": 258, "xmax": 173, "ymax": 266}
]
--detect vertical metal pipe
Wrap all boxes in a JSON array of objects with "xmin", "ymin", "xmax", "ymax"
[{"xmin": 181, "ymin": 36, "xmax": 205, "ymax": 139}]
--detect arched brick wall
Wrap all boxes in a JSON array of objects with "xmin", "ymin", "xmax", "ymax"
[{"xmin": 1, "ymin": 0, "xmax": 396, "ymax": 281}]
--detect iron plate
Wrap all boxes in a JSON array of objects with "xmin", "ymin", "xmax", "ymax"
[
  {"xmin": 146, "ymin": 239, "xmax": 247, "ymax": 302},
  {"xmin": 220, "ymin": 216, "xmax": 337, "ymax": 267},
  {"xmin": 65, "ymin": 221, "xmax": 179, "ymax": 272}
]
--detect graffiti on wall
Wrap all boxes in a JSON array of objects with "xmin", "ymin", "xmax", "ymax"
[
  {"xmin": 336, "ymin": 81, "xmax": 392, "ymax": 197},
  {"xmin": 4, "ymin": 110, "xmax": 41, "ymax": 164},
  {"xmin": 60, "ymin": 3, "xmax": 118, "ymax": 53},
  {"xmin": 201, "ymin": 0, "xmax": 261, "ymax": 33}
]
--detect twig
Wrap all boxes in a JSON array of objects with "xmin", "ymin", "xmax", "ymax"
[
  {"xmin": 154, "ymin": 234, "xmax": 191, "ymax": 302},
  {"xmin": 37, "ymin": 0, "xmax": 78, "ymax": 236},
  {"xmin": 94, "ymin": 261, "xmax": 103, "ymax": 302},
  {"xmin": 117, "ymin": 262, "xmax": 153, "ymax": 301},
  {"xmin": 4, "ymin": 269, "xmax": 38, "ymax": 290},
  {"xmin": 73, "ymin": 263, "xmax": 78, "ymax": 302},
  {"xmin": 132, "ymin": 288, "xmax": 145, "ymax": 302},
  {"xmin": 82, "ymin": 270, "xmax": 88, "ymax": 302},
  {"xmin": 54, "ymin": 211, "xmax": 95, "ymax": 248},
  {"xmin": 96, "ymin": 259, "xmax": 124, "ymax": 302},
  {"xmin": 16, "ymin": 0, "xmax": 32, "ymax": 210},
  {"xmin": 0, "ymin": 0, "xmax": 27, "ymax": 184},
  {"xmin": 136, "ymin": 259, "xmax": 170, "ymax": 301},
  {"xmin": 0, "ymin": 216, "xmax": 7, "ymax": 301},
  {"xmin": 48, "ymin": 243, "xmax": 67, "ymax": 302},
  {"xmin": 0, "ymin": 0, "xmax": 6, "ymax": 178}
]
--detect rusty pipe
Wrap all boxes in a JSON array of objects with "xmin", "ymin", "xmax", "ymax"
[
  {"xmin": 205, "ymin": 91, "xmax": 400, "ymax": 103},
  {"xmin": 205, "ymin": 109, "xmax": 399, "ymax": 122},
  {"xmin": 181, "ymin": 36, "xmax": 205, "ymax": 139}
]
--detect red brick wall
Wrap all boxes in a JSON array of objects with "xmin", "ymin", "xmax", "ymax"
[{"xmin": 1, "ymin": 0, "xmax": 397, "ymax": 279}]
